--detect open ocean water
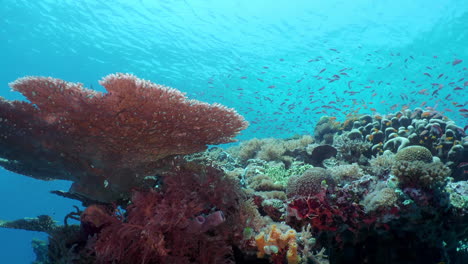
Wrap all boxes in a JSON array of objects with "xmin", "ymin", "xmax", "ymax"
[{"xmin": 0, "ymin": 0, "xmax": 467, "ymax": 263}]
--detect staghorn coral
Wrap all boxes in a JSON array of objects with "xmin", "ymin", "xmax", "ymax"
[
  {"xmin": 286, "ymin": 168, "xmax": 335, "ymax": 197},
  {"xmin": 395, "ymin": 145, "xmax": 433, "ymax": 163},
  {"xmin": 0, "ymin": 73, "xmax": 247, "ymax": 202}
]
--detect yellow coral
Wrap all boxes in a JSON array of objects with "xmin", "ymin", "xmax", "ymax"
[
  {"xmin": 268, "ymin": 224, "xmax": 282, "ymax": 242},
  {"xmin": 279, "ymin": 229, "xmax": 296, "ymax": 248},
  {"xmin": 255, "ymin": 232, "xmax": 266, "ymax": 258},
  {"xmin": 254, "ymin": 225, "xmax": 300, "ymax": 263},
  {"xmin": 286, "ymin": 241, "xmax": 301, "ymax": 264}
]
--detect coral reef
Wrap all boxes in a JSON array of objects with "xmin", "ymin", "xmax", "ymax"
[{"xmin": 2, "ymin": 103, "xmax": 468, "ymax": 264}]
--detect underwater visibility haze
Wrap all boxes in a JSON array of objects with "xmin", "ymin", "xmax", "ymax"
[{"xmin": 0, "ymin": 0, "xmax": 467, "ymax": 263}]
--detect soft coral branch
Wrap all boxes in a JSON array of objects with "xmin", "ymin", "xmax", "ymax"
[{"xmin": 81, "ymin": 162, "xmax": 245, "ymax": 264}]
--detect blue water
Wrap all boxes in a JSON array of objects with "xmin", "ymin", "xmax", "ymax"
[{"xmin": 0, "ymin": 0, "xmax": 467, "ymax": 263}]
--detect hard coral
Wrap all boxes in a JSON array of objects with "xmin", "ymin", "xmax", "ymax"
[
  {"xmin": 361, "ymin": 187, "xmax": 399, "ymax": 213},
  {"xmin": 0, "ymin": 73, "xmax": 248, "ymax": 202},
  {"xmin": 392, "ymin": 160, "xmax": 451, "ymax": 188},
  {"xmin": 286, "ymin": 168, "xmax": 335, "ymax": 197},
  {"xmin": 333, "ymin": 135, "xmax": 372, "ymax": 164},
  {"xmin": 395, "ymin": 145, "xmax": 433, "ymax": 163}
]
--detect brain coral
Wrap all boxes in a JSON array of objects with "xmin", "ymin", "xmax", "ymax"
[
  {"xmin": 286, "ymin": 167, "xmax": 335, "ymax": 197},
  {"xmin": 361, "ymin": 187, "xmax": 399, "ymax": 213},
  {"xmin": 395, "ymin": 146, "xmax": 433, "ymax": 163}
]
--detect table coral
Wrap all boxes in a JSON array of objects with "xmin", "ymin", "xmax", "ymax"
[{"xmin": 0, "ymin": 73, "xmax": 248, "ymax": 202}]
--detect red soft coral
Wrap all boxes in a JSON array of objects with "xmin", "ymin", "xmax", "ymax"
[
  {"xmin": 287, "ymin": 188, "xmax": 377, "ymax": 234},
  {"xmin": 84, "ymin": 162, "xmax": 244, "ymax": 264}
]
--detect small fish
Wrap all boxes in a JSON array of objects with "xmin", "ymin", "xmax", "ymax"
[
  {"xmin": 459, "ymin": 109, "xmax": 468, "ymax": 112},
  {"xmin": 240, "ymin": 76, "xmax": 247, "ymax": 79},
  {"xmin": 453, "ymin": 59, "xmax": 463, "ymax": 66},
  {"xmin": 267, "ymin": 85, "xmax": 275, "ymax": 88},
  {"xmin": 418, "ymin": 89, "xmax": 428, "ymax": 94},
  {"xmin": 423, "ymin": 72, "xmax": 432, "ymax": 77},
  {"xmin": 319, "ymin": 68, "xmax": 326, "ymax": 74},
  {"xmin": 437, "ymin": 73, "xmax": 444, "ymax": 79}
]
